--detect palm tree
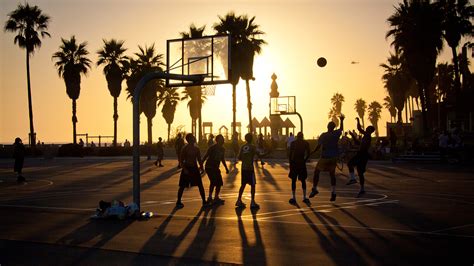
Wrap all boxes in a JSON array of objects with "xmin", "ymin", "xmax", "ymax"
[
  {"xmin": 438, "ymin": 0, "xmax": 474, "ymax": 92},
  {"xmin": 328, "ymin": 106, "xmax": 340, "ymax": 127},
  {"xmin": 180, "ymin": 24, "xmax": 207, "ymax": 141},
  {"xmin": 380, "ymin": 51, "xmax": 412, "ymax": 123},
  {"xmin": 384, "ymin": 96, "xmax": 397, "ymax": 122},
  {"xmin": 368, "ymin": 101, "xmax": 383, "ymax": 137},
  {"xmin": 158, "ymin": 88, "xmax": 180, "ymax": 142},
  {"xmin": 435, "ymin": 63, "xmax": 455, "ymax": 102},
  {"xmin": 214, "ymin": 13, "xmax": 266, "ymax": 134},
  {"xmin": 96, "ymin": 39, "xmax": 128, "ymax": 147},
  {"xmin": 4, "ymin": 3, "xmax": 50, "ymax": 147},
  {"xmin": 125, "ymin": 44, "xmax": 164, "ymax": 159},
  {"xmin": 354, "ymin": 99, "xmax": 367, "ymax": 128},
  {"xmin": 331, "ymin": 93, "xmax": 345, "ymax": 113},
  {"xmin": 214, "ymin": 13, "xmax": 242, "ymax": 135},
  {"xmin": 237, "ymin": 15, "xmax": 266, "ymax": 133},
  {"xmin": 387, "ymin": 0, "xmax": 444, "ymax": 133},
  {"xmin": 52, "ymin": 36, "xmax": 91, "ymax": 144}
]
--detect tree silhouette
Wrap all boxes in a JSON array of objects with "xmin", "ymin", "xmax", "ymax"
[
  {"xmin": 97, "ymin": 39, "xmax": 128, "ymax": 146},
  {"xmin": 368, "ymin": 101, "xmax": 383, "ymax": 137},
  {"xmin": 214, "ymin": 12, "xmax": 266, "ymax": 134},
  {"xmin": 158, "ymin": 88, "xmax": 180, "ymax": 142},
  {"xmin": 328, "ymin": 93, "xmax": 344, "ymax": 126},
  {"xmin": 387, "ymin": 0, "xmax": 444, "ymax": 133},
  {"xmin": 125, "ymin": 44, "xmax": 164, "ymax": 159},
  {"xmin": 384, "ymin": 96, "xmax": 397, "ymax": 122},
  {"xmin": 180, "ymin": 24, "xmax": 207, "ymax": 141},
  {"xmin": 439, "ymin": 0, "xmax": 473, "ymax": 92},
  {"xmin": 181, "ymin": 87, "xmax": 207, "ymax": 139},
  {"xmin": 52, "ymin": 36, "xmax": 91, "ymax": 144},
  {"xmin": 4, "ymin": 3, "xmax": 50, "ymax": 147},
  {"xmin": 354, "ymin": 99, "xmax": 367, "ymax": 128},
  {"xmin": 380, "ymin": 51, "xmax": 412, "ymax": 123}
]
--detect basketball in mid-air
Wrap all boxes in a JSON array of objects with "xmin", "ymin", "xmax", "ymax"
[{"xmin": 317, "ymin": 57, "xmax": 327, "ymax": 67}]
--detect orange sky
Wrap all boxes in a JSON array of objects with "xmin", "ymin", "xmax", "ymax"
[{"xmin": 0, "ymin": 0, "xmax": 463, "ymax": 144}]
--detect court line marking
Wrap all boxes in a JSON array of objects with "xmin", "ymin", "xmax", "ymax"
[
  {"xmin": 1, "ymin": 202, "xmax": 472, "ymax": 239},
  {"xmin": 257, "ymin": 200, "xmax": 400, "ymax": 221},
  {"xmin": 430, "ymin": 223, "xmax": 474, "ymax": 233}
]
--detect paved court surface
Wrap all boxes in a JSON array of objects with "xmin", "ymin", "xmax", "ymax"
[{"xmin": 0, "ymin": 157, "xmax": 473, "ymax": 265}]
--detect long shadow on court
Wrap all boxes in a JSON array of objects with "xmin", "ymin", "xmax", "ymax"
[
  {"xmin": 56, "ymin": 218, "xmax": 134, "ymax": 265},
  {"xmin": 255, "ymin": 166, "xmax": 282, "ymax": 191},
  {"xmin": 236, "ymin": 207, "xmax": 267, "ymax": 265},
  {"xmin": 135, "ymin": 207, "xmax": 203, "ymax": 261}
]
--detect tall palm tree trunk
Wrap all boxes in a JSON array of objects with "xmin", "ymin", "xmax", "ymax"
[
  {"xmin": 72, "ymin": 99, "xmax": 77, "ymax": 144},
  {"xmin": 198, "ymin": 90, "xmax": 203, "ymax": 143},
  {"xmin": 419, "ymin": 85, "xmax": 429, "ymax": 134},
  {"xmin": 245, "ymin": 80, "xmax": 253, "ymax": 134},
  {"xmin": 362, "ymin": 117, "xmax": 365, "ymax": 129},
  {"xmin": 167, "ymin": 123, "xmax": 171, "ymax": 142},
  {"xmin": 232, "ymin": 85, "xmax": 236, "ymax": 135},
  {"xmin": 113, "ymin": 97, "xmax": 118, "ymax": 146},
  {"xmin": 405, "ymin": 99, "xmax": 408, "ymax": 123},
  {"xmin": 147, "ymin": 117, "xmax": 152, "ymax": 160},
  {"xmin": 397, "ymin": 109, "xmax": 403, "ymax": 123},
  {"xmin": 452, "ymin": 46, "xmax": 461, "ymax": 93},
  {"xmin": 26, "ymin": 50, "xmax": 36, "ymax": 147}
]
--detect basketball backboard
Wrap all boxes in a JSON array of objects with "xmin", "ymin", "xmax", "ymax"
[
  {"xmin": 166, "ymin": 35, "xmax": 230, "ymax": 87},
  {"xmin": 270, "ymin": 96, "xmax": 296, "ymax": 115}
]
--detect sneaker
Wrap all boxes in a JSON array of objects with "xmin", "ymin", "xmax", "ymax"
[
  {"xmin": 175, "ymin": 202, "xmax": 184, "ymax": 209},
  {"xmin": 309, "ymin": 187, "xmax": 319, "ymax": 198},
  {"xmin": 357, "ymin": 190, "xmax": 366, "ymax": 198},
  {"xmin": 17, "ymin": 176, "xmax": 25, "ymax": 183},
  {"xmin": 159, "ymin": 164, "xmax": 164, "ymax": 167},
  {"xmin": 330, "ymin": 193, "xmax": 337, "ymax": 202},
  {"xmin": 207, "ymin": 196, "xmax": 213, "ymax": 204},
  {"xmin": 250, "ymin": 202, "xmax": 260, "ymax": 209},
  {"xmin": 289, "ymin": 198, "xmax": 297, "ymax": 205},
  {"xmin": 235, "ymin": 200, "xmax": 246, "ymax": 208},
  {"xmin": 346, "ymin": 179, "xmax": 358, "ymax": 185},
  {"xmin": 302, "ymin": 198, "xmax": 311, "ymax": 204},
  {"xmin": 154, "ymin": 161, "xmax": 158, "ymax": 166}
]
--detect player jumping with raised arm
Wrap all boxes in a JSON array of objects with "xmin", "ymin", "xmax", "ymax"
[
  {"xmin": 346, "ymin": 117, "xmax": 375, "ymax": 197},
  {"xmin": 309, "ymin": 114, "xmax": 345, "ymax": 202}
]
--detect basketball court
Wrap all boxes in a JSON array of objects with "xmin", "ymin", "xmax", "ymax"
[{"xmin": 1, "ymin": 157, "xmax": 473, "ymax": 265}]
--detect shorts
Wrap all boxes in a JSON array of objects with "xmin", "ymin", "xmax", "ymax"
[
  {"xmin": 348, "ymin": 152, "xmax": 369, "ymax": 173},
  {"xmin": 206, "ymin": 168, "xmax": 223, "ymax": 187},
  {"xmin": 241, "ymin": 170, "xmax": 256, "ymax": 186},
  {"xmin": 179, "ymin": 166, "xmax": 203, "ymax": 188},
  {"xmin": 289, "ymin": 164, "xmax": 307, "ymax": 181},
  {"xmin": 315, "ymin": 157, "xmax": 337, "ymax": 172}
]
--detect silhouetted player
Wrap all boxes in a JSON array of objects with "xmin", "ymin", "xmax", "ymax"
[
  {"xmin": 256, "ymin": 133, "xmax": 266, "ymax": 167},
  {"xmin": 154, "ymin": 137, "xmax": 164, "ymax": 167},
  {"xmin": 288, "ymin": 132, "xmax": 311, "ymax": 204},
  {"xmin": 176, "ymin": 134, "xmax": 206, "ymax": 209},
  {"xmin": 309, "ymin": 114, "xmax": 345, "ymax": 201},
  {"xmin": 203, "ymin": 134, "xmax": 229, "ymax": 204},
  {"xmin": 346, "ymin": 117, "xmax": 375, "ymax": 197},
  {"xmin": 175, "ymin": 133, "xmax": 185, "ymax": 168},
  {"xmin": 13, "ymin": 137, "xmax": 25, "ymax": 183},
  {"xmin": 236, "ymin": 133, "xmax": 260, "ymax": 209}
]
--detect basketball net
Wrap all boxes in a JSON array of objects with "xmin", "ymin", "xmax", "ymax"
[{"xmin": 202, "ymin": 85, "xmax": 216, "ymax": 96}]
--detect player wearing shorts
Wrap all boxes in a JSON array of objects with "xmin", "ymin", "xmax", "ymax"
[
  {"xmin": 176, "ymin": 133, "xmax": 206, "ymax": 209},
  {"xmin": 236, "ymin": 133, "xmax": 260, "ymax": 209},
  {"xmin": 202, "ymin": 134, "xmax": 229, "ymax": 205},
  {"xmin": 346, "ymin": 117, "xmax": 375, "ymax": 197},
  {"xmin": 288, "ymin": 132, "xmax": 311, "ymax": 205},
  {"xmin": 309, "ymin": 114, "xmax": 345, "ymax": 202}
]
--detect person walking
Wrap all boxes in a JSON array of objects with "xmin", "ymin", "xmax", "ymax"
[
  {"xmin": 13, "ymin": 137, "xmax": 26, "ymax": 183},
  {"xmin": 154, "ymin": 137, "xmax": 164, "ymax": 167},
  {"xmin": 235, "ymin": 133, "xmax": 260, "ymax": 209}
]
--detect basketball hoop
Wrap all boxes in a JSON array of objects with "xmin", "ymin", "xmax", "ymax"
[{"xmin": 202, "ymin": 85, "xmax": 216, "ymax": 96}]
